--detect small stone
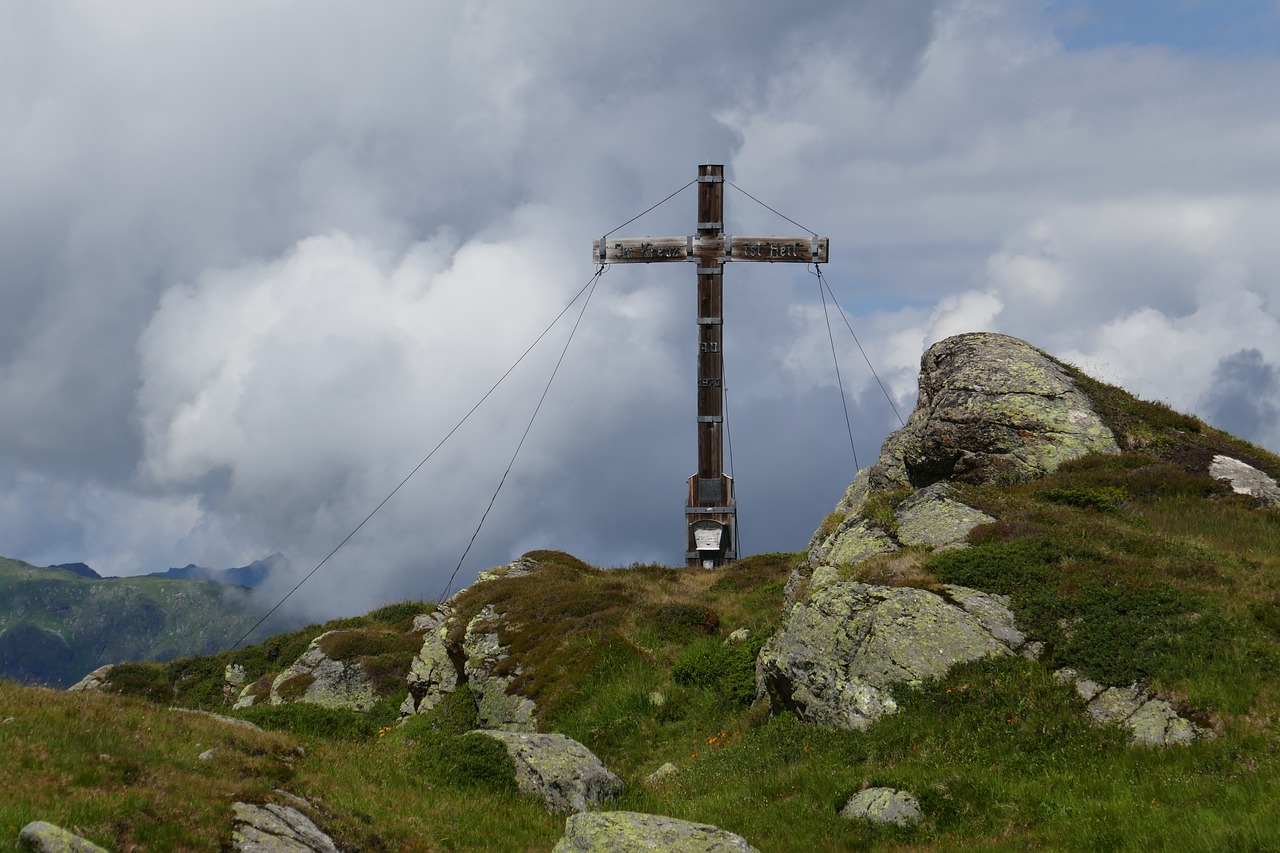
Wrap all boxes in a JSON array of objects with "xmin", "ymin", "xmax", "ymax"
[
  {"xmin": 644, "ymin": 762, "xmax": 678, "ymax": 787},
  {"xmin": 1087, "ymin": 685, "xmax": 1149, "ymax": 726},
  {"xmin": 1074, "ymin": 679, "xmax": 1104, "ymax": 703},
  {"xmin": 648, "ymin": 691, "xmax": 666, "ymax": 708},
  {"xmin": 840, "ymin": 787, "xmax": 922, "ymax": 827},
  {"xmin": 726, "ymin": 628, "xmax": 751, "ymax": 644},
  {"xmin": 198, "ymin": 748, "xmax": 218, "ymax": 761},
  {"xmin": 18, "ymin": 821, "xmax": 110, "ymax": 853},
  {"xmin": 553, "ymin": 811, "xmax": 760, "ymax": 852}
]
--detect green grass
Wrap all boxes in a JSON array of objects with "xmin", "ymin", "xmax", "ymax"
[{"xmin": 6, "ymin": 443, "xmax": 1280, "ymax": 850}]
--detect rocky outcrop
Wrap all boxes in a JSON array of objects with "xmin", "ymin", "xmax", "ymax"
[
  {"xmin": 552, "ymin": 812, "xmax": 760, "ymax": 852},
  {"xmin": 464, "ymin": 606, "xmax": 538, "ymax": 731},
  {"xmin": 871, "ymin": 332, "xmax": 1118, "ymax": 491},
  {"xmin": 231, "ymin": 800, "xmax": 339, "ymax": 852},
  {"xmin": 808, "ymin": 332, "xmax": 1114, "ymax": 574},
  {"xmin": 66, "ymin": 664, "xmax": 114, "ymax": 693},
  {"xmin": 839, "ymin": 787, "xmax": 922, "ymax": 826},
  {"xmin": 268, "ymin": 632, "xmax": 377, "ymax": 712},
  {"xmin": 807, "ymin": 481, "xmax": 994, "ymax": 570},
  {"xmin": 400, "ymin": 607, "xmax": 459, "ymax": 717},
  {"xmin": 400, "ymin": 557, "xmax": 542, "ymax": 729},
  {"xmin": 1210, "ymin": 455, "xmax": 1280, "ymax": 506},
  {"xmin": 758, "ymin": 581, "xmax": 1029, "ymax": 730},
  {"xmin": 473, "ymin": 730, "xmax": 623, "ymax": 814},
  {"xmin": 1057, "ymin": 669, "xmax": 1211, "ymax": 746},
  {"xmin": 18, "ymin": 821, "xmax": 109, "ymax": 853}
]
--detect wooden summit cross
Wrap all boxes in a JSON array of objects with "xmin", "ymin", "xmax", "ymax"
[{"xmin": 594, "ymin": 164, "xmax": 829, "ymax": 568}]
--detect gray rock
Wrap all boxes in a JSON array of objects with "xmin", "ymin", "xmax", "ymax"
[
  {"xmin": 66, "ymin": 665, "xmax": 114, "ymax": 693},
  {"xmin": 808, "ymin": 517, "xmax": 896, "ymax": 570},
  {"xmin": 199, "ymin": 748, "xmax": 218, "ymax": 761},
  {"xmin": 464, "ymin": 606, "xmax": 538, "ymax": 731},
  {"xmin": 894, "ymin": 482, "xmax": 995, "ymax": 551},
  {"xmin": 18, "ymin": 821, "xmax": 109, "ymax": 853},
  {"xmin": 644, "ymin": 762, "xmax": 679, "ymax": 787},
  {"xmin": 472, "ymin": 730, "xmax": 624, "ymax": 814},
  {"xmin": 869, "ymin": 332, "xmax": 1118, "ymax": 491},
  {"xmin": 1057, "ymin": 670, "xmax": 1209, "ymax": 746},
  {"xmin": 1210, "ymin": 455, "xmax": 1280, "ymax": 506},
  {"xmin": 552, "ymin": 811, "xmax": 760, "ymax": 852},
  {"xmin": 757, "ymin": 581, "xmax": 1024, "ymax": 730},
  {"xmin": 400, "ymin": 607, "xmax": 460, "ymax": 718},
  {"xmin": 839, "ymin": 787, "xmax": 922, "ymax": 827},
  {"xmin": 231, "ymin": 801, "xmax": 338, "ymax": 853},
  {"xmin": 1086, "ymin": 685, "xmax": 1149, "ymax": 726},
  {"xmin": 1126, "ymin": 699, "xmax": 1200, "ymax": 746},
  {"xmin": 268, "ymin": 632, "xmax": 377, "ymax": 712},
  {"xmin": 726, "ymin": 628, "xmax": 751, "ymax": 644}
]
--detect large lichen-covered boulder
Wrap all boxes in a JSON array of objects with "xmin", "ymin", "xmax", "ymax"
[
  {"xmin": 472, "ymin": 731, "xmax": 623, "ymax": 814},
  {"xmin": 464, "ymin": 606, "xmax": 538, "ymax": 731},
  {"xmin": 552, "ymin": 811, "xmax": 760, "ymax": 853},
  {"xmin": 757, "ymin": 581, "xmax": 1027, "ymax": 730},
  {"xmin": 268, "ymin": 631, "xmax": 377, "ymax": 712},
  {"xmin": 871, "ymin": 332, "xmax": 1118, "ymax": 491}
]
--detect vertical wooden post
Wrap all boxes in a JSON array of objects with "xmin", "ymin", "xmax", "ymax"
[{"xmin": 686, "ymin": 164, "xmax": 735, "ymax": 567}]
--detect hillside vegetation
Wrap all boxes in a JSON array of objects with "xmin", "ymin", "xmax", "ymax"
[
  {"xmin": 0, "ymin": 559, "xmax": 268, "ymax": 688},
  {"xmin": 3, "ymin": 369, "xmax": 1280, "ymax": 851}
]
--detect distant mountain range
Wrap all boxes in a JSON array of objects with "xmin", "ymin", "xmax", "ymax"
[
  {"xmin": 0, "ymin": 553, "xmax": 295, "ymax": 688},
  {"xmin": 146, "ymin": 553, "xmax": 290, "ymax": 588}
]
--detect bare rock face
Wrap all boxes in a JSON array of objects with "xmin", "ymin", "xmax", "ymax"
[
  {"xmin": 1210, "ymin": 455, "xmax": 1280, "ymax": 506},
  {"xmin": 268, "ymin": 632, "xmax": 377, "ymax": 712},
  {"xmin": 231, "ymin": 800, "xmax": 338, "ymax": 853},
  {"xmin": 400, "ymin": 606, "xmax": 459, "ymax": 717},
  {"xmin": 872, "ymin": 332, "xmax": 1118, "ymax": 491},
  {"xmin": 66, "ymin": 664, "xmax": 114, "ymax": 693},
  {"xmin": 553, "ymin": 811, "xmax": 760, "ymax": 853},
  {"xmin": 464, "ymin": 606, "xmax": 538, "ymax": 731},
  {"xmin": 472, "ymin": 730, "xmax": 624, "ymax": 814},
  {"xmin": 757, "ymin": 581, "xmax": 1027, "ymax": 730}
]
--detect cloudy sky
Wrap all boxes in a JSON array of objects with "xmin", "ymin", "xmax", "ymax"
[{"xmin": 3, "ymin": 0, "xmax": 1279, "ymax": 619}]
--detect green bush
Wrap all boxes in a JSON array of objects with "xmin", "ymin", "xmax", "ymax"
[
  {"xmin": 652, "ymin": 603, "xmax": 720, "ymax": 639},
  {"xmin": 234, "ymin": 701, "xmax": 380, "ymax": 740},
  {"xmin": 672, "ymin": 633, "xmax": 768, "ymax": 707},
  {"xmin": 408, "ymin": 730, "xmax": 517, "ymax": 792},
  {"xmin": 1038, "ymin": 486, "xmax": 1128, "ymax": 513}
]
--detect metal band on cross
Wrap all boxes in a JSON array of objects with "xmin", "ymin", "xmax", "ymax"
[{"xmin": 594, "ymin": 165, "xmax": 830, "ymax": 567}]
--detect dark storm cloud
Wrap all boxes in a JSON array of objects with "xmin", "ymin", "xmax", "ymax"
[
  {"xmin": 2, "ymin": 0, "xmax": 1280, "ymax": 619},
  {"xmin": 1200, "ymin": 349, "xmax": 1280, "ymax": 444}
]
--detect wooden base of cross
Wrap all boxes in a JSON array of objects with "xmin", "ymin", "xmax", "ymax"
[{"xmin": 594, "ymin": 165, "xmax": 829, "ymax": 567}]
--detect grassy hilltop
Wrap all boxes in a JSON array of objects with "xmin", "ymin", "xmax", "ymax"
[{"xmin": 3, "ymin": 372, "xmax": 1280, "ymax": 851}]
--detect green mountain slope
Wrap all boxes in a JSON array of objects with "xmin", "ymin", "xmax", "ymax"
[{"xmin": 0, "ymin": 557, "xmax": 267, "ymax": 687}]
